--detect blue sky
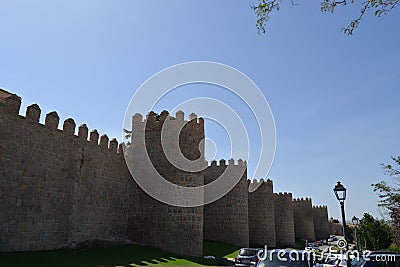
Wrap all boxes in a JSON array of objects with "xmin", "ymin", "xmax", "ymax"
[{"xmin": 1, "ymin": 1, "xmax": 399, "ymax": 220}]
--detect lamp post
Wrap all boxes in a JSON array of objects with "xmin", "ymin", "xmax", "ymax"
[
  {"xmin": 333, "ymin": 181, "xmax": 349, "ymax": 242},
  {"xmin": 352, "ymin": 216, "xmax": 359, "ymax": 251},
  {"xmin": 333, "ymin": 181, "xmax": 350, "ymax": 267}
]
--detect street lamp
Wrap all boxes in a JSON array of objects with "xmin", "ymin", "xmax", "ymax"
[
  {"xmin": 352, "ymin": 215, "xmax": 359, "ymax": 251},
  {"xmin": 333, "ymin": 181, "xmax": 350, "ymax": 267}
]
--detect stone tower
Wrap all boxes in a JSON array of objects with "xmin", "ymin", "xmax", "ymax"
[
  {"xmin": 248, "ymin": 179, "xmax": 276, "ymax": 247},
  {"xmin": 127, "ymin": 111, "xmax": 205, "ymax": 256},
  {"xmin": 274, "ymin": 193, "xmax": 296, "ymax": 247},
  {"xmin": 293, "ymin": 198, "xmax": 316, "ymax": 241},
  {"xmin": 202, "ymin": 159, "xmax": 249, "ymax": 247},
  {"xmin": 313, "ymin": 205, "xmax": 330, "ymax": 240}
]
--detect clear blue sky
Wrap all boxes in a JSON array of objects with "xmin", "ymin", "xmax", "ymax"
[{"xmin": 1, "ymin": 1, "xmax": 399, "ymax": 220}]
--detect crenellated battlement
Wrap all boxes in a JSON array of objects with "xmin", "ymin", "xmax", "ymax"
[
  {"xmin": 0, "ymin": 90, "xmax": 124, "ymax": 156},
  {"xmin": 26, "ymin": 103, "xmax": 41, "ymax": 122},
  {"xmin": 130, "ymin": 110, "xmax": 205, "ymax": 162},
  {"xmin": 249, "ymin": 178, "xmax": 265, "ymax": 184},
  {"xmin": 0, "ymin": 89, "xmax": 21, "ymax": 114},
  {"xmin": 248, "ymin": 178, "xmax": 263, "ymax": 193},
  {"xmin": 248, "ymin": 178, "xmax": 273, "ymax": 193},
  {"xmin": 266, "ymin": 178, "xmax": 273, "ymax": 188},
  {"xmin": 78, "ymin": 124, "xmax": 89, "ymax": 139},
  {"xmin": 131, "ymin": 110, "xmax": 204, "ymax": 132},
  {"xmin": 293, "ymin": 197, "xmax": 312, "ymax": 202},
  {"xmin": 313, "ymin": 205, "xmax": 328, "ymax": 209},
  {"xmin": 203, "ymin": 158, "xmax": 247, "ymax": 187},
  {"xmin": 208, "ymin": 158, "xmax": 247, "ymax": 168},
  {"xmin": 274, "ymin": 192, "xmax": 292, "ymax": 197}
]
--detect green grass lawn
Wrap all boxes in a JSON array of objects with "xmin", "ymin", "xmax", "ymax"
[
  {"xmin": 0, "ymin": 240, "xmax": 240, "ymax": 267},
  {"xmin": 203, "ymin": 240, "xmax": 240, "ymax": 259}
]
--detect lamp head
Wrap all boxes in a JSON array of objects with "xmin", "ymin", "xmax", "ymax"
[
  {"xmin": 333, "ymin": 181, "xmax": 347, "ymax": 202},
  {"xmin": 352, "ymin": 216, "xmax": 359, "ymax": 225}
]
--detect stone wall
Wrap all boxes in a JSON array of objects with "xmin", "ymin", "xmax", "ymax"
[
  {"xmin": 0, "ymin": 89, "xmax": 334, "ymax": 255},
  {"xmin": 203, "ymin": 159, "xmax": 249, "ymax": 247},
  {"xmin": 312, "ymin": 205, "xmax": 330, "ymax": 240},
  {"xmin": 274, "ymin": 193, "xmax": 296, "ymax": 247},
  {"xmin": 248, "ymin": 179, "xmax": 276, "ymax": 247},
  {"xmin": 0, "ymin": 91, "xmax": 204, "ymax": 256},
  {"xmin": 1, "ymin": 100, "xmax": 73, "ymax": 251},
  {"xmin": 0, "ymin": 93, "xmax": 135, "ymax": 251},
  {"xmin": 293, "ymin": 198, "xmax": 316, "ymax": 241},
  {"xmin": 127, "ymin": 111, "xmax": 204, "ymax": 256},
  {"xmin": 329, "ymin": 222, "xmax": 344, "ymax": 236}
]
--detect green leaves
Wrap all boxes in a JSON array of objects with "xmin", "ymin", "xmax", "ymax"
[
  {"xmin": 372, "ymin": 156, "xmax": 400, "ymax": 246},
  {"xmin": 358, "ymin": 213, "xmax": 393, "ymax": 250},
  {"xmin": 251, "ymin": 0, "xmax": 281, "ymax": 34},
  {"xmin": 252, "ymin": 0, "xmax": 399, "ymax": 35}
]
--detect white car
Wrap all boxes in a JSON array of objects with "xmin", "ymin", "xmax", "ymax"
[{"xmin": 327, "ymin": 236, "xmax": 337, "ymax": 242}]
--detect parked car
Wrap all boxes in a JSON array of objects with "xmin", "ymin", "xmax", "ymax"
[
  {"xmin": 255, "ymin": 249, "xmax": 313, "ymax": 267},
  {"xmin": 235, "ymin": 248, "xmax": 263, "ymax": 267},
  {"xmin": 328, "ymin": 236, "xmax": 338, "ymax": 242},
  {"xmin": 305, "ymin": 243, "xmax": 320, "ymax": 251}
]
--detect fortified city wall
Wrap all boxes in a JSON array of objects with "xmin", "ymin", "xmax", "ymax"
[{"xmin": 0, "ymin": 89, "xmax": 334, "ymax": 256}]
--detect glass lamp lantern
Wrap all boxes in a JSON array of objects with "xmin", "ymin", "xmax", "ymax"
[{"xmin": 333, "ymin": 181, "xmax": 347, "ymax": 202}]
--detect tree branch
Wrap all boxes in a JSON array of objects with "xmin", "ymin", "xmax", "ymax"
[{"xmin": 252, "ymin": 0, "xmax": 399, "ymax": 35}]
